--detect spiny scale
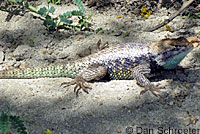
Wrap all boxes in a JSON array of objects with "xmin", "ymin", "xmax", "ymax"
[{"xmin": 0, "ymin": 43, "xmax": 149, "ymax": 79}]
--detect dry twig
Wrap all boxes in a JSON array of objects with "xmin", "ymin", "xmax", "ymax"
[{"xmin": 146, "ymin": 0, "xmax": 196, "ymax": 32}]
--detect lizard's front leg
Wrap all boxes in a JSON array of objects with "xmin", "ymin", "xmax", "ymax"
[
  {"xmin": 132, "ymin": 64, "xmax": 161, "ymax": 97},
  {"xmin": 61, "ymin": 65, "xmax": 107, "ymax": 96}
]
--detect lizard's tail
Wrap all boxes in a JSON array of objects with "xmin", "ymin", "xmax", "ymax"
[{"xmin": 0, "ymin": 64, "xmax": 78, "ymax": 79}]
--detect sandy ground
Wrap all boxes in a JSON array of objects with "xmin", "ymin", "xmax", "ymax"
[{"xmin": 0, "ymin": 0, "xmax": 200, "ymax": 133}]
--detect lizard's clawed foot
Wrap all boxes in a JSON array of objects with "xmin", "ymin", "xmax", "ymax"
[
  {"xmin": 61, "ymin": 77, "xmax": 91, "ymax": 97},
  {"xmin": 140, "ymin": 84, "xmax": 163, "ymax": 97}
]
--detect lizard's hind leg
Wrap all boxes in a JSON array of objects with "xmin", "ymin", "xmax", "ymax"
[{"xmin": 61, "ymin": 64, "xmax": 107, "ymax": 96}]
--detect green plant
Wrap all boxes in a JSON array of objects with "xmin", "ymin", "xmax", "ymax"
[
  {"xmin": 96, "ymin": 28, "xmax": 104, "ymax": 34},
  {"xmin": 8, "ymin": 0, "xmax": 92, "ymax": 31},
  {"xmin": 48, "ymin": 0, "xmax": 61, "ymax": 5},
  {"xmin": 188, "ymin": 13, "xmax": 200, "ymax": 19},
  {"xmin": 0, "ymin": 110, "xmax": 27, "ymax": 134}
]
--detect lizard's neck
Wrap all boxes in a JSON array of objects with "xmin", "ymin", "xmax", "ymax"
[{"xmin": 149, "ymin": 46, "xmax": 193, "ymax": 70}]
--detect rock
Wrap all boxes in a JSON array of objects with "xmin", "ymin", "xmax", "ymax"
[
  {"xmin": 42, "ymin": 55, "xmax": 57, "ymax": 63},
  {"xmin": 57, "ymin": 47, "xmax": 74, "ymax": 59},
  {"xmin": 7, "ymin": 59, "xmax": 16, "ymax": 66},
  {"xmin": 13, "ymin": 62, "xmax": 21, "ymax": 68},
  {"xmin": 0, "ymin": 50, "xmax": 4, "ymax": 64},
  {"xmin": 13, "ymin": 45, "xmax": 32, "ymax": 60},
  {"xmin": 57, "ymin": 52, "xmax": 69, "ymax": 59}
]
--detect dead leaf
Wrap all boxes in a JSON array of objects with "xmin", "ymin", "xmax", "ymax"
[{"xmin": 187, "ymin": 37, "xmax": 200, "ymax": 48}]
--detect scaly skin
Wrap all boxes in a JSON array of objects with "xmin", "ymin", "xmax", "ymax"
[{"xmin": 0, "ymin": 37, "xmax": 194, "ymax": 96}]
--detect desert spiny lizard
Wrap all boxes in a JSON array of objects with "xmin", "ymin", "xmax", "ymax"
[{"xmin": 0, "ymin": 37, "xmax": 194, "ymax": 96}]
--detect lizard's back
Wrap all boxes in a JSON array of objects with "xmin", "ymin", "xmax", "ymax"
[
  {"xmin": 0, "ymin": 43, "xmax": 151, "ymax": 79},
  {"xmin": 76, "ymin": 43, "xmax": 152, "ymax": 80}
]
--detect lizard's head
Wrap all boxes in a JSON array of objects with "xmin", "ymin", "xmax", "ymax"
[{"xmin": 151, "ymin": 37, "xmax": 193, "ymax": 69}]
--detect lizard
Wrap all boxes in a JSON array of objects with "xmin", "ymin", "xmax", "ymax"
[{"xmin": 0, "ymin": 37, "xmax": 194, "ymax": 97}]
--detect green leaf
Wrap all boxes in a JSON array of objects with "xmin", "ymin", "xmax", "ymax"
[
  {"xmin": 43, "ymin": 19, "xmax": 57, "ymax": 31},
  {"xmin": 48, "ymin": 0, "xmax": 61, "ymax": 4},
  {"xmin": 60, "ymin": 16, "xmax": 73, "ymax": 24},
  {"xmin": 29, "ymin": 39, "xmax": 34, "ymax": 44},
  {"xmin": 87, "ymin": 14, "xmax": 93, "ymax": 20},
  {"xmin": 49, "ymin": 6, "xmax": 55, "ymax": 13},
  {"xmin": 74, "ymin": 26, "xmax": 81, "ymax": 31},
  {"xmin": 123, "ymin": 33, "xmax": 129, "ymax": 37},
  {"xmin": 0, "ymin": 112, "xmax": 9, "ymax": 133},
  {"xmin": 84, "ymin": 22, "xmax": 88, "ymax": 28},
  {"xmin": 71, "ymin": 10, "xmax": 83, "ymax": 16},
  {"xmin": 9, "ymin": 115, "xmax": 27, "ymax": 134},
  {"xmin": 193, "ymin": 14, "xmax": 200, "ymax": 19},
  {"xmin": 55, "ymin": 0, "xmax": 61, "ymax": 4},
  {"xmin": 99, "ymin": 30, "xmax": 104, "ymax": 34},
  {"xmin": 38, "ymin": 7, "xmax": 47, "ymax": 17},
  {"xmin": 64, "ymin": 25, "xmax": 74, "ymax": 30},
  {"xmin": 96, "ymin": 28, "xmax": 103, "ymax": 33},
  {"xmin": 63, "ymin": 11, "xmax": 73, "ymax": 17},
  {"xmin": 62, "ymin": 10, "xmax": 83, "ymax": 18},
  {"xmin": 79, "ymin": 20, "xmax": 85, "ymax": 26},
  {"xmin": 16, "ymin": 0, "xmax": 23, "ymax": 3},
  {"xmin": 47, "ymin": 0, "xmax": 51, "ymax": 4},
  {"xmin": 73, "ymin": 0, "xmax": 85, "ymax": 16}
]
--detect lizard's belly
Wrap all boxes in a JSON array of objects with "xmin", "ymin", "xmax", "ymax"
[
  {"xmin": 106, "ymin": 58, "xmax": 141, "ymax": 80},
  {"xmin": 107, "ymin": 67, "xmax": 134, "ymax": 80}
]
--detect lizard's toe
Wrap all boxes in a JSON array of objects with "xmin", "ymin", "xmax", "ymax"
[
  {"xmin": 61, "ymin": 77, "xmax": 91, "ymax": 97},
  {"xmin": 74, "ymin": 80, "xmax": 91, "ymax": 97},
  {"xmin": 140, "ymin": 84, "xmax": 163, "ymax": 97},
  {"xmin": 60, "ymin": 80, "xmax": 76, "ymax": 87}
]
